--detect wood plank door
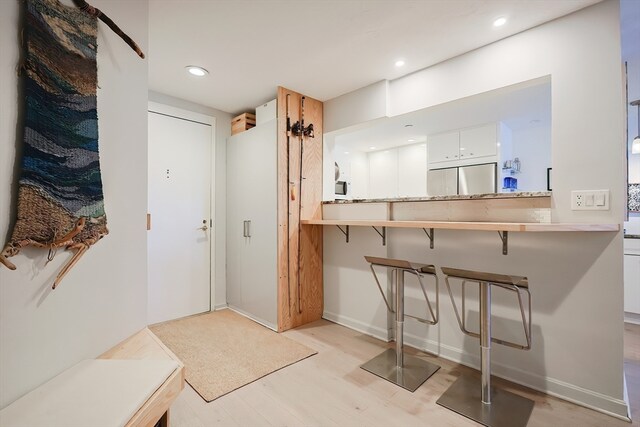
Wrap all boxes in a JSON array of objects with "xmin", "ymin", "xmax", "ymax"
[{"xmin": 148, "ymin": 109, "xmax": 213, "ymax": 324}]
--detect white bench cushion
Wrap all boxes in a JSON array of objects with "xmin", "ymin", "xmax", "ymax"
[{"xmin": 0, "ymin": 359, "xmax": 179, "ymax": 427}]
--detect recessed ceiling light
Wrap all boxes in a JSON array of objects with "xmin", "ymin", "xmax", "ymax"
[
  {"xmin": 344, "ymin": 151, "xmax": 350, "ymax": 154},
  {"xmin": 408, "ymin": 139, "xmax": 415, "ymax": 142},
  {"xmin": 395, "ymin": 59, "xmax": 405, "ymax": 67},
  {"xmin": 493, "ymin": 17, "xmax": 507, "ymax": 27},
  {"xmin": 186, "ymin": 65, "xmax": 209, "ymax": 77},
  {"xmin": 369, "ymin": 146, "xmax": 376, "ymax": 150}
]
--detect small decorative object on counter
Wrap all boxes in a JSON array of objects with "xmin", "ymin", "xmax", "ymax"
[
  {"xmin": 503, "ymin": 177, "xmax": 518, "ymax": 191},
  {"xmin": 231, "ymin": 113, "xmax": 256, "ymax": 135},
  {"xmin": 513, "ymin": 157, "xmax": 521, "ymax": 173},
  {"xmin": 503, "ymin": 158, "xmax": 522, "ymax": 175}
]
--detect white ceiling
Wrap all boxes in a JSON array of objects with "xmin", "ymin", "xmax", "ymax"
[
  {"xmin": 148, "ymin": 0, "xmax": 601, "ymax": 115},
  {"xmin": 333, "ymin": 76, "xmax": 551, "ymax": 153}
]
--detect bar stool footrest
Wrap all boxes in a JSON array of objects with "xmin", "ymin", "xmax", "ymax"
[
  {"xmin": 436, "ymin": 376, "xmax": 534, "ymax": 427},
  {"xmin": 360, "ymin": 348, "xmax": 440, "ymax": 392}
]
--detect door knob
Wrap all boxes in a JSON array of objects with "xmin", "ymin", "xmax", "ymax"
[{"xmin": 198, "ymin": 219, "xmax": 208, "ymax": 231}]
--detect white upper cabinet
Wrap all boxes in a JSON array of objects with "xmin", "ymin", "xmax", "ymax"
[
  {"xmin": 398, "ymin": 144, "xmax": 427, "ymax": 197},
  {"xmin": 459, "ymin": 123, "xmax": 498, "ymax": 160},
  {"xmin": 427, "ymin": 131, "xmax": 460, "ymax": 163},
  {"xmin": 428, "ymin": 123, "xmax": 499, "ymax": 167}
]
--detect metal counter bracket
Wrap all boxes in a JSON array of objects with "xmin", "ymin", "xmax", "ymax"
[
  {"xmin": 372, "ymin": 226, "xmax": 386, "ymax": 246},
  {"xmin": 423, "ymin": 228, "xmax": 435, "ymax": 249},
  {"xmin": 498, "ymin": 231, "xmax": 508, "ymax": 255},
  {"xmin": 337, "ymin": 225, "xmax": 349, "ymax": 242}
]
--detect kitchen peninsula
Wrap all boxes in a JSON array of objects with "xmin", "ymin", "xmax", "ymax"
[{"xmin": 305, "ymin": 192, "xmax": 619, "ymax": 255}]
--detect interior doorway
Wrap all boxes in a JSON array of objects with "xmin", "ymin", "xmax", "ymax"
[{"xmin": 147, "ymin": 103, "xmax": 216, "ymax": 324}]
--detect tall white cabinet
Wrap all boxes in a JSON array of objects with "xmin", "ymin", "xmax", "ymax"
[{"xmin": 226, "ymin": 119, "xmax": 278, "ymax": 329}]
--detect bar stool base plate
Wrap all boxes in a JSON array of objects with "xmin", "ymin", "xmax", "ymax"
[
  {"xmin": 360, "ymin": 348, "xmax": 440, "ymax": 392},
  {"xmin": 436, "ymin": 376, "xmax": 534, "ymax": 427}
]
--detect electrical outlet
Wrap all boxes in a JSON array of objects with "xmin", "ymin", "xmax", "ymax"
[{"xmin": 571, "ymin": 190, "xmax": 610, "ymax": 210}]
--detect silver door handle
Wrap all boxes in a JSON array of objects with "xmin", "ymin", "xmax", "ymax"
[
  {"xmin": 246, "ymin": 220, "xmax": 251, "ymax": 238},
  {"xmin": 198, "ymin": 225, "xmax": 209, "ymax": 231},
  {"xmin": 243, "ymin": 220, "xmax": 251, "ymax": 237},
  {"xmin": 243, "ymin": 221, "xmax": 247, "ymax": 237}
]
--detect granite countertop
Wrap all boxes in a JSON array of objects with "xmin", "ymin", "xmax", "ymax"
[{"xmin": 325, "ymin": 191, "xmax": 552, "ymax": 204}]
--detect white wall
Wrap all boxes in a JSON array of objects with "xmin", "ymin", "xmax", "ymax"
[
  {"xmin": 349, "ymin": 151, "xmax": 369, "ymax": 199},
  {"xmin": 323, "ymin": 0, "xmax": 628, "ymax": 419},
  {"xmin": 511, "ymin": 123, "xmax": 552, "ymax": 191},
  {"xmin": 368, "ymin": 149, "xmax": 398, "ymax": 199},
  {"xmin": 324, "ymin": 80, "xmax": 389, "ymax": 133},
  {"xmin": 148, "ymin": 91, "xmax": 232, "ymax": 309},
  {"xmin": 0, "ymin": 0, "xmax": 149, "ymax": 408}
]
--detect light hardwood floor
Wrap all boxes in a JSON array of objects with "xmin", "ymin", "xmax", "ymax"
[{"xmin": 170, "ymin": 320, "xmax": 640, "ymax": 427}]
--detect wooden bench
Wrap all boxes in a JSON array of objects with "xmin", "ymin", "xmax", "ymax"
[{"xmin": 0, "ymin": 328, "xmax": 184, "ymax": 427}]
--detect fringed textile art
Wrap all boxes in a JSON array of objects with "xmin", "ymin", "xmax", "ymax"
[{"xmin": 0, "ymin": 0, "xmax": 143, "ymax": 288}]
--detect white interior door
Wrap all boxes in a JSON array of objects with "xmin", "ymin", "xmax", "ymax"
[{"xmin": 148, "ymin": 110, "xmax": 213, "ymax": 324}]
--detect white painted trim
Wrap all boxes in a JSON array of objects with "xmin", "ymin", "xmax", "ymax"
[
  {"xmin": 624, "ymin": 313, "xmax": 640, "ymax": 325},
  {"xmin": 148, "ymin": 102, "xmax": 215, "ymax": 126},
  {"xmin": 147, "ymin": 102, "xmax": 217, "ymax": 313},
  {"xmin": 322, "ymin": 311, "xmax": 391, "ymax": 342},
  {"xmin": 227, "ymin": 306, "xmax": 277, "ymax": 332},
  {"xmin": 214, "ymin": 303, "xmax": 229, "ymax": 311},
  {"xmin": 399, "ymin": 330, "xmax": 631, "ymax": 421}
]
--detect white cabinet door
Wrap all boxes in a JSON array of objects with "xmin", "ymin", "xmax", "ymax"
[
  {"xmin": 427, "ymin": 131, "xmax": 459, "ymax": 163},
  {"xmin": 624, "ymin": 254, "xmax": 640, "ymax": 314},
  {"xmin": 240, "ymin": 120, "xmax": 278, "ymax": 328},
  {"xmin": 226, "ymin": 131, "xmax": 243, "ymax": 309},
  {"xmin": 226, "ymin": 120, "xmax": 278, "ymax": 329},
  {"xmin": 369, "ymin": 149, "xmax": 398, "ymax": 198},
  {"xmin": 398, "ymin": 144, "xmax": 427, "ymax": 197},
  {"xmin": 459, "ymin": 123, "xmax": 497, "ymax": 160}
]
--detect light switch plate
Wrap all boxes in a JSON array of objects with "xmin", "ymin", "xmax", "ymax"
[{"xmin": 571, "ymin": 190, "xmax": 610, "ymax": 210}]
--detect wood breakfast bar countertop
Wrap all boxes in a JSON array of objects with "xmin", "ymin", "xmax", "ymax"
[
  {"xmin": 308, "ymin": 193, "xmax": 619, "ymax": 254},
  {"xmin": 301, "ymin": 218, "xmax": 619, "ymax": 255},
  {"xmin": 301, "ymin": 219, "xmax": 619, "ymax": 232}
]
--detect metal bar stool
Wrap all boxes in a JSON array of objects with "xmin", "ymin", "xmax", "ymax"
[
  {"xmin": 361, "ymin": 256, "xmax": 440, "ymax": 392},
  {"xmin": 437, "ymin": 267, "xmax": 533, "ymax": 427}
]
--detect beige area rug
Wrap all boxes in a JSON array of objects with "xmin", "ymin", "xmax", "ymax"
[{"xmin": 150, "ymin": 309, "xmax": 316, "ymax": 402}]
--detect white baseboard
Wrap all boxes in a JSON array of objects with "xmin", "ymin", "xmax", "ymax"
[
  {"xmin": 403, "ymin": 331, "xmax": 631, "ymax": 421},
  {"xmin": 624, "ymin": 312, "xmax": 640, "ymax": 325},
  {"xmin": 214, "ymin": 303, "xmax": 228, "ymax": 311},
  {"xmin": 322, "ymin": 311, "xmax": 391, "ymax": 342},
  {"xmin": 227, "ymin": 306, "xmax": 277, "ymax": 332},
  {"xmin": 323, "ymin": 311, "xmax": 630, "ymax": 421}
]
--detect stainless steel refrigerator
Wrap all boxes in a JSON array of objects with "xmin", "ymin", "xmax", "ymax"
[{"xmin": 427, "ymin": 163, "xmax": 497, "ymax": 196}]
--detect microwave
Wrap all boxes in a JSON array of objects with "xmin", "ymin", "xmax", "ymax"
[{"xmin": 335, "ymin": 181, "xmax": 347, "ymax": 198}]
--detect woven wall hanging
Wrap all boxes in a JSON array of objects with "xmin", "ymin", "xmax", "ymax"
[{"xmin": 0, "ymin": 0, "xmax": 143, "ymax": 288}]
